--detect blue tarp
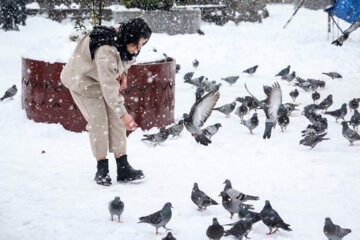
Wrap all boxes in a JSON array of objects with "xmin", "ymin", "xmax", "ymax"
[{"xmin": 325, "ymin": 0, "xmax": 360, "ymax": 23}]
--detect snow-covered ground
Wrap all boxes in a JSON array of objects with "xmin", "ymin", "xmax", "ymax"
[{"xmin": 1, "ymin": 4, "xmax": 359, "ymax": 240}]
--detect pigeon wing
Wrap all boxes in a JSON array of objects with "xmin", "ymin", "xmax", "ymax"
[
  {"xmin": 189, "ymin": 91, "xmax": 220, "ymax": 128},
  {"xmin": 265, "ymin": 82, "xmax": 282, "ymax": 121}
]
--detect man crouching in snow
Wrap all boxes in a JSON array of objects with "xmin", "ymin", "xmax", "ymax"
[{"xmin": 60, "ymin": 18, "xmax": 152, "ymax": 186}]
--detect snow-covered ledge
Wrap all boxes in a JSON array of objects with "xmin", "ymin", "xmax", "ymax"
[{"xmin": 21, "ymin": 50, "xmax": 176, "ymax": 133}]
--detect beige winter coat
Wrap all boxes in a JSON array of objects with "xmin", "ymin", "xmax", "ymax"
[{"xmin": 60, "ymin": 31, "xmax": 136, "ymax": 119}]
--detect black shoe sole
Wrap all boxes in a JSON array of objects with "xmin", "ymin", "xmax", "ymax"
[{"xmin": 117, "ymin": 174, "xmax": 145, "ymax": 183}]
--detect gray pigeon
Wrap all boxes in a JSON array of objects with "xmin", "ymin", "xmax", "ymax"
[
  {"xmin": 175, "ymin": 64, "xmax": 181, "ymax": 73},
  {"xmin": 324, "ymin": 103, "xmax": 347, "ymax": 122},
  {"xmin": 165, "ymin": 120, "xmax": 184, "ymax": 137},
  {"xmin": 289, "ymin": 89, "xmax": 299, "ymax": 102},
  {"xmin": 322, "ymin": 72, "xmax": 342, "ymax": 79},
  {"xmin": 238, "ymin": 206, "xmax": 261, "ymax": 224},
  {"xmin": 203, "ymin": 123, "xmax": 222, "ymax": 139},
  {"xmin": 300, "ymin": 132, "xmax": 329, "ymax": 149},
  {"xmin": 109, "ymin": 196, "xmax": 124, "ymax": 223},
  {"xmin": 142, "ymin": 131, "xmax": 170, "ymax": 146},
  {"xmin": 275, "ymin": 65, "xmax": 290, "ymax": 77},
  {"xmin": 341, "ymin": 121, "xmax": 360, "ymax": 146},
  {"xmin": 219, "ymin": 191, "xmax": 254, "ymax": 219},
  {"xmin": 221, "ymin": 76, "xmax": 239, "ymax": 86},
  {"xmin": 193, "ymin": 59, "xmax": 199, "ymax": 69},
  {"xmin": 0, "ymin": 84, "xmax": 17, "ymax": 101},
  {"xmin": 241, "ymin": 113, "xmax": 259, "ymax": 134},
  {"xmin": 213, "ymin": 102, "xmax": 236, "ymax": 117},
  {"xmin": 183, "ymin": 91, "xmax": 220, "ymax": 146},
  {"xmin": 183, "ymin": 72, "xmax": 194, "ymax": 82},
  {"xmin": 349, "ymin": 109, "xmax": 360, "ymax": 130},
  {"xmin": 195, "ymin": 85, "xmax": 205, "ymax": 101},
  {"xmin": 223, "ymin": 179, "xmax": 259, "ymax": 202},
  {"xmin": 224, "ymin": 220, "xmax": 252, "ymax": 240},
  {"xmin": 323, "ymin": 217, "xmax": 351, "ymax": 240},
  {"xmin": 281, "ymin": 71, "xmax": 296, "ymax": 84},
  {"xmin": 348, "ymin": 98, "xmax": 359, "ymax": 113},
  {"xmin": 243, "ymin": 65, "xmax": 258, "ymax": 76},
  {"xmin": 312, "ymin": 91, "xmax": 321, "ymax": 103},
  {"xmin": 191, "ymin": 182, "xmax": 218, "ymax": 211},
  {"xmin": 260, "ymin": 200, "xmax": 292, "ymax": 235},
  {"xmin": 138, "ymin": 202, "xmax": 173, "ymax": 234},
  {"xmin": 162, "ymin": 232, "xmax": 176, "ymax": 240},
  {"xmin": 206, "ymin": 218, "xmax": 225, "ymax": 240},
  {"xmin": 319, "ymin": 95, "xmax": 334, "ymax": 111},
  {"xmin": 235, "ymin": 104, "xmax": 248, "ymax": 120},
  {"xmin": 278, "ymin": 114, "xmax": 289, "ymax": 131}
]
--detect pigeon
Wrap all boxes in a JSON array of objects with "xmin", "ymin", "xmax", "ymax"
[
  {"xmin": 191, "ymin": 183, "xmax": 218, "ymax": 211},
  {"xmin": 281, "ymin": 71, "xmax": 296, "ymax": 84},
  {"xmin": 278, "ymin": 114, "xmax": 289, "ymax": 131},
  {"xmin": 221, "ymin": 76, "xmax": 240, "ymax": 86},
  {"xmin": 162, "ymin": 232, "xmax": 176, "ymax": 240},
  {"xmin": 193, "ymin": 59, "xmax": 199, "ymax": 69},
  {"xmin": 109, "ymin": 196, "xmax": 124, "ymax": 223},
  {"xmin": 348, "ymin": 98, "xmax": 359, "ymax": 113},
  {"xmin": 294, "ymin": 78, "xmax": 319, "ymax": 92},
  {"xmin": 278, "ymin": 104, "xmax": 289, "ymax": 118},
  {"xmin": 236, "ymin": 96, "xmax": 259, "ymax": 112},
  {"xmin": 303, "ymin": 104, "xmax": 323, "ymax": 124},
  {"xmin": 223, "ymin": 179, "xmax": 259, "ymax": 201},
  {"xmin": 301, "ymin": 117, "xmax": 328, "ymax": 136},
  {"xmin": 283, "ymin": 103, "xmax": 299, "ymax": 115},
  {"xmin": 263, "ymin": 85, "xmax": 272, "ymax": 97},
  {"xmin": 300, "ymin": 132, "xmax": 329, "ymax": 149},
  {"xmin": 241, "ymin": 113, "xmax": 259, "ymax": 134},
  {"xmin": 219, "ymin": 191, "xmax": 254, "ymax": 219},
  {"xmin": 165, "ymin": 120, "xmax": 184, "ymax": 137},
  {"xmin": 183, "ymin": 90, "xmax": 220, "ymax": 146},
  {"xmin": 243, "ymin": 65, "xmax": 258, "ymax": 76},
  {"xmin": 235, "ymin": 104, "xmax": 248, "ymax": 120},
  {"xmin": 260, "ymin": 200, "xmax": 292, "ymax": 235},
  {"xmin": 142, "ymin": 131, "xmax": 170, "ymax": 145},
  {"xmin": 289, "ymin": 89, "xmax": 299, "ymax": 102},
  {"xmin": 197, "ymin": 29, "xmax": 205, "ymax": 35},
  {"xmin": 138, "ymin": 202, "xmax": 173, "ymax": 234},
  {"xmin": 275, "ymin": 65, "xmax": 290, "ymax": 77},
  {"xmin": 349, "ymin": 109, "xmax": 360, "ymax": 130},
  {"xmin": 323, "ymin": 217, "xmax": 351, "ymax": 240},
  {"xmin": 206, "ymin": 218, "xmax": 225, "ymax": 240},
  {"xmin": 183, "ymin": 72, "xmax": 194, "ymax": 82},
  {"xmin": 324, "ymin": 103, "xmax": 347, "ymax": 122},
  {"xmin": 213, "ymin": 102, "xmax": 236, "ymax": 118},
  {"xmin": 224, "ymin": 220, "xmax": 252, "ymax": 240},
  {"xmin": 0, "ymin": 84, "xmax": 17, "ymax": 101},
  {"xmin": 195, "ymin": 85, "xmax": 205, "ymax": 101},
  {"xmin": 341, "ymin": 121, "xmax": 360, "ymax": 146},
  {"xmin": 203, "ymin": 123, "xmax": 222, "ymax": 139},
  {"xmin": 175, "ymin": 64, "xmax": 181, "ymax": 73},
  {"xmin": 238, "ymin": 207, "xmax": 261, "ymax": 224},
  {"xmin": 312, "ymin": 91, "xmax": 321, "ymax": 103},
  {"xmin": 185, "ymin": 75, "xmax": 205, "ymax": 87},
  {"xmin": 319, "ymin": 95, "xmax": 334, "ymax": 111},
  {"xmin": 322, "ymin": 72, "xmax": 342, "ymax": 79},
  {"xmin": 262, "ymin": 82, "xmax": 282, "ymax": 139}
]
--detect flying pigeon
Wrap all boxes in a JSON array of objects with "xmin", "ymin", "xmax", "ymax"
[
  {"xmin": 221, "ymin": 76, "xmax": 240, "ymax": 86},
  {"xmin": 235, "ymin": 104, "xmax": 248, "ymax": 120},
  {"xmin": 260, "ymin": 200, "xmax": 292, "ymax": 235},
  {"xmin": 203, "ymin": 123, "xmax": 222, "ymax": 139},
  {"xmin": 224, "ymin": 220, "xmax": 252, "ymax": 240},
  {"xmin": 0, "ymin": 84, "xmax": 17, "ymax": 101},
  {"xmin": 213, "ymin": 102, "xmax": 236, "ymax": 118},
  {"xmin": 263, "ymin": 85, "xmax": 272, "ymax": 97},
  {"xmin": 109, "ymin": 196, "xmax": 124, "ymax": 223},
  {"xmin": 183, "ymin": 90, "xmax": 220, "ymax": 146},
  {"xmin": 138, "ymin": 202, "xmax": 173, "ymax": 234},
  {"xmin": 323, "ymin": 217, "xmax": 351, "ymax": 240},
  {"xmin": 219, "ymin": 191, "xmax": 254, "ymax": 219},
  {"xmin": 322, "ymin": 72, "xmax": 342, "ymax": 79},
  {"xmin": 241, "ymin": 113, "xmax": 259, "ymax": 134},
  {"xmin": 318, "ymin": 95, "xmax": 334, "ymax": 111},
  {"xmin": 262, "ymin": 83, "xmax": 283, "ymax": 139},
  {"xmin": 165, "ymin": 120, "xmax": 184, "ymax": 137},
  {"xmin": 300, "ymin": 132, "xmax": 329, "ymax": 149},
  {"xmin": 324, "ymin": 103, "xmax": 347, "ymax": 122},
  {"xmin": 142, "ymin": 131, "xmax": 170, "ymax": 146},
  {"xmin": 348, "ymin": 98, "xmax": 359, "ymax": 113},
  {"xmin": 223, "ymin": 179, "xmax": 259, "ymax": 201},
  {"xmin": 243, "ymin": 65, "xmax": 258, "ymax": 76},
  {"xmin": 281, "ymin": 71, "xmax": 296, "ymax": 84},
  {"xmin": 275, "ymin": 65, "xmax": 290, "ymax": 77},
  {"xmin": 206, "ymin": 218, "xmax": 225, "ymax": 240},
  {"xmin": 289, "ymin": 89, "xmax": 299, "ymax": 103},
  {"xmin": 341, "ymin": 121, "xmax": 360, "ymax": 146},
  {"xmin": 191, "ymin": 182, "xmax": 218, "ymax": 211},
  {"xmin": 193, "ymin": 59, "xmax": 199, "ymax": 69},
  {"xmin": 312, "ymin": 91, "xmax": 320, "ymax": 103}
]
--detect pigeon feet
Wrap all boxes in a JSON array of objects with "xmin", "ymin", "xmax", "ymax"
[
  {"xmin": 350, "ymin": 143, "xmax": 354, "ymax": 146},
  {"xmin": 165, "ymin": 227, "xmax": 173, "ymax": 232}
]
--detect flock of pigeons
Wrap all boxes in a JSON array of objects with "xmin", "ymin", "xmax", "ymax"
[
  {"xmin": 141, "ymin": 61, "xmax": 360, "ymax": 149},
  {"xmin": 107, "ymin": 178, "xmax": 351, "ymax": 240}
]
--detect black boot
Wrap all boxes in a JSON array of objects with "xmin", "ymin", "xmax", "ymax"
[
  {"xmin": 116, "ymin": 155, "xmax": 144, "ymax": 182},
  {"xmin": 94, "ymin": 159, "xmax": 112, "ymax": 186}
]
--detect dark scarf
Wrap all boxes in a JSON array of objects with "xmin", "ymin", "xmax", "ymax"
[{"xmin": 89, "ymin": 25, "xmax": 137, "ymax": 62}]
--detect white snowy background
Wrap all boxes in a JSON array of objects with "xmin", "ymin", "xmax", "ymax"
[{"xmin": 0, "ymin": 4, "xmax": 359, "ymax": 240}]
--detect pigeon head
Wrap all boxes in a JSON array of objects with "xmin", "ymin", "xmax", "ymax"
[
  {"xmin": 178, "ymin": 119, "xmax": 184, "ymax": 125},
  {"xmin": 223, "ymin": 179, "xmax": 232, "ymax": 186},
  {"xmin": 328, "ymin": 95, "xmax": 333, "ymax": 100},
  {"xmin": 163, "ymin": 202, "xmax": 173, "ymax": 210},
  {"xmin": 215, "ymin": 123, "xmax": 222, "ymax": 128},
  {"xmin": 342, "ymin": 103, "xmax": 347, "ymax": 109},
  {"xmin": 183, "ymin": 113, "xmax": 189, "ymax": 120},
  {"xmin": 264, "ymin": 200, "xmax": 272, "ymax": 209},
  {"xmin": 193, "ymin": 182, "xmax": 199, "ymax": 190},
  {"xmin": 238, "ymin": 207, "xmax": 248, "ymax": 217},
  {"xmin": 114, "ymin": 196, "xmax": 121, "ymax": 201},
  {"xmin": 325, "ymin": 217, "xmax": 333, "ymax": 225},
  {"xmin": 212, "ymin": 217, "xmax": 219, "ymax": 225},
  {"xmin": 341, "ymin": 121, "xmax": 349, "ymax": 127}
]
